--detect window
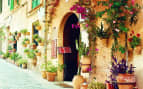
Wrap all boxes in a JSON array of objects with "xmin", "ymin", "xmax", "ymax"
[
  {"xmin": 9, "ymin": 0, "xmax": 19, "ymax": 11},
  {"xmin": 0, "ymin": 0, "xmax": 2, "ymax": 13},
  {"xmin": 32, "ymin": 0, "xmax": 40, "ymax": 9}
]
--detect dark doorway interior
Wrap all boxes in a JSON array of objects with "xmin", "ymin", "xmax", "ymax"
[
  {"xmin": 33, "ymin": 25, "xmax": 39, "ymax": 46},
  {"xmin": 63, "ymin": 14, "xmax": 80, "ymax": 81}
]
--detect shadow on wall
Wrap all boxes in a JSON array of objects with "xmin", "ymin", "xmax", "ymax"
[{"xmin": 133, "ymin": 55, "xmax": 143, "ymax": 89}]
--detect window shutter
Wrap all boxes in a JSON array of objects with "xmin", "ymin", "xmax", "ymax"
[
  {"xmin": 8, "ymin": 0, "xmax": 10, "ymax": 6},
  {"xmin": 37, "ymin": 0, "xmax": 40, "ymax": 5},
  {"xmin": 0, "ymin": 0, "xmax": 2, "ymax": 13},
  {"xmin": 10, "ymin": 0, "xmax": 14, "ymax": 10}
]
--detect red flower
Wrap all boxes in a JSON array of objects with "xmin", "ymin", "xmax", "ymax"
[
  {"xmin": 131, "ymin": 30, "xmax": 134, "ymax": 34},
  {"xmin": 130, "ymin": 33, "xmax": 132, "ymax": 36},
  {"xmin": 128, "ymin": 38, "xmax": 133, "ymax": 42},
  {"xmin": 137, "ymin": 33, "xmax": 140, "ymax": 37}
]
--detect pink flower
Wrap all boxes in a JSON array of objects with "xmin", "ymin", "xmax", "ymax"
[
  {"xmin": 85, "ymin": 24, "xmax": 88, "ymax": 27},
  {"xmin": 113, "ymin": 21, "xmax": 116, "ymax": 24},
  {"xmin": 95, "ymin": 48, "xmax": 99, "ymax": 51},
  {"xmin": 129, "ymin": 11, "xmax": 134, "ymax": 15},
  {"xmin": 109, "ymin": 4, "xmax": 112, "ymax": 8},
  {"xmin": 131, "ymin": 0, "xmax": 135, "ymax": 6},
  {"xmin": 72, "ymin": 24, "xmax": 74, "ymax": 29},
  {"xmin": 115, "ymin": 28, "xmax": 120, "ymax": 32}
]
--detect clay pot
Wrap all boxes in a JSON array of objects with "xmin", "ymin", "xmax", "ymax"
[
  {"xmin": 17, "ymin": 33, "xmax": 21, "ymax": 37},
  {"xmin": 13, "ymin": 40, "xmax": 17, "ymax": 44},
  {"xmin": 81, "ymin": 56, "xmax": 91, "ymax": 73},
  {"xmin": 16, "ymin": 36, "xmax": 19, "ymax": 40},
  {"xmin": 41, "ymin": 71, "xmax": 47, "ymax": 79},
  {"xmin": 39, "ymin": 42, "xmax": 44, "ymax": 46},
  {"xmin": 22, "ymin": 64, "xmax": 27, "ymax": 69},
  {"xmin": 117, "ymin": 74, "xmax": 136, "ymax": 89},
  {"xmin": 12, "ymin": 49, "xmax": 16, "ymax": 52},
  {"xmin": 32, "ymin": 59, "xmax": 37, "ymax": 66},
  {"xmin": 36, "ymin": 26, "xmax": 42, "ymax": 31},
  {"xmin": 26, "ymin": 32, "xmax": 30, "ymax": 35},
  {"xmin": 80, "ymin": 82, "xmax": 88, "ymax": 89},
  {"xmin": 36, "ymin": 52, "xmax": 41, "ymax": 56},
  {"xmin": 23, "ymin": 44, "xmax": 27, "ymax": 47},
  {"xmin": 72, "ymin": 75, "xmax": 85, "ymax": 89},
  {"xmin": 134, "ymin": 45, "xmax": 142, "ymax": 55},
  {"xmin": 25, "ymin": 40, "xmax": 30, "ymax": 44},
  {"xmin": 106, "ymin": 83, "xmax": 114, "ymax": 89},
  {"xmin": 31, "ymin": 44, "xmax": 37, "ymax": 49},
  {"xmin": 46, "ymin": 72, "xmax": 56, "ymax": 81}
]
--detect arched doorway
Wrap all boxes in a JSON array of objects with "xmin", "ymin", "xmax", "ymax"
[{"xmin": 63, "ymin": 14, "xmax": 80, "ymax": 81}]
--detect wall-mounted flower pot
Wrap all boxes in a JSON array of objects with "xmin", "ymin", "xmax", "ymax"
[
  {"xmin": 80, "ymin": 56, "xmax": 91, "ymax": 73},
  {"xmin": 9, "ymin": 32, "xmax": 12, "ymax": 36},
  {"xmin": 22, "ymin": 63, "xmax": 27, "ymax": 69},
  {"xmin": 39, "ymin": 42, "xmax": 44, "ymax": 46},
  {"xmin": 31, "ymin": 44, "xmax": 37, "ymax": 49},
  {"xmin": 117, "ymin": 74, "xmax": 136, "ymax": 89},
  {"xmin": 12, "ymin": 49, "xmax": 16, "ymax": 52},
  {"xmin": 32, "ymin": 58, "xmax": 37, "ymax": 66},
  {"xmin": 26, "ymin": 32, "xmax": 30, "ymax": 35},
  {"xmin": 25, "ymin": 40, "xmax": 30, "ymax": 44},
  {"xmin": 41, "ymin": 71, "xmax": 47, "ymax": 79},
  {"xmin": 36, "ymin": 26, "xmax": 42, "ymax": 31},
  {"xmin": 46, "ymin": 72, "xmax": 56, "ymax": 81},
  {"xmin": 13, "ymin": 40, "xmax": 17, "ymax": 44},
  {"xmin": 23, "ymin": 44, "xmax": 27, "ymax": 47},
  {"xmin": 134, "ymin": 45, "xmax": 142, "ymax": 55},
  {"xmin": 72, "ymin": 75, "xmax": 85, "ymax": 89},
  {"xmin": 17, "ymin": 33, "xmax": 21, "ymax": 37},
  {"xmin": 36, "ymin": 52, "xmax": 41, "ymax": 56}
]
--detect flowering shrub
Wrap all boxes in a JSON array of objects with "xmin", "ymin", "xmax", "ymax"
[{"xmin": 128, "ymin": 31, "xmax": 141, "ymax": 48}]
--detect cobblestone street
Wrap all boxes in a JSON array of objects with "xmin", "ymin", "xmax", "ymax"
[{"xmin": 0, "ymin": 59, "xmax": 72, "ymax": 89}]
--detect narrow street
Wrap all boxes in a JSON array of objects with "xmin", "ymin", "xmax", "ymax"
[{"xmin": 0, "ymin": 59, "xmax": 72, "ymax": 89}]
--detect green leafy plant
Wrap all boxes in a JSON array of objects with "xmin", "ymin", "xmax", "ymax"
[
  {"xmin": 8, "ymin": 45, "xmax": 13, "ymax": 50},
  {"xmin": 119, "ymin": 45, "xmax": 126, "ymax": 54},
  {"xmin": 17, "ymin": 59, "xmax": 27, "ymax": 65},
  {"xmin": 33, "ymin": 21, "xmax": 40, "ymax": 26},
  {"xmin": 10, "ymin": 53, "xmax": 22, "ymax": 61},
  {"xmin": 0, "ymin": 28, "xmax": 5, "ymax": 41},
  {"xmin": 24, "ymin": 38, "xmax": 30, "ymax": 41},
  {"xmin": 33, "ymin": 34, "xmax": 39, "ymax": 39},
  {"xmin": 22, "ymin": 41, "xmax": 26, "ymax": 45},
  {"xmin": 24, "ymin": 49, "xmax": 29, "ymax": 53},
  {"xmin": 3, "ymin": 51, "xmax": 11, "ymax": 58},
  {"xmin": 27, "ymin": 49, "xmax": 36, "ymax": 59},
  {"xmin": 20, "ymin": 29, "xmax": 28, "ymax": 34},
  {"xmin": 88, "ymin": 80, "xmax": 106, "ymax": 89}
]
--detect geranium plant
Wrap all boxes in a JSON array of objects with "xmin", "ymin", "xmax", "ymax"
[{"xmin": 128, "ymin": 31, "xmax": 141, "ymax": 48}]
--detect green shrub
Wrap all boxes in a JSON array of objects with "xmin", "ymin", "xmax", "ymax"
[
  {"xmin": 3, "ymin": 51, "xmax": 10, "ymax": 58},
  {"xmin": 17, "ymin": 59, "xmax": 27, "ymax": 64},
  {"xmin": 10, "ymin": 53, "xmax": 22, "ymax": 61},
  {"xmin": 24, "ymin": 49, "xmax": 29, "ymax": 53},
  {"xmin": 88, "ymin": 81, "xmax": 106, "ymax": 89},
  {"xmin": 27, "ymin": 49, "xmax": 36, "ymax": 59}
]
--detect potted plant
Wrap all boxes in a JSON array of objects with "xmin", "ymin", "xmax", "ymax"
[
  {"xmin": 17, "ymin": 59, "xmax": 27, "ymax": 69},
  {"xmin": 45, "ymin": 60, "xmax": 57, "ymax": 81},
  {"xmin": 24, "ymin": 38, "xmax": 30, "ymax": 44},
  {"xmin": 33, "ymin": 34, "xmax": 39, "ymax": 41},
  {"xmin": 27, "ymin": 49, "xmax": 37, "ymax": 66},
  {"xmin": 24, "ymin": 49, "xmax": 29, "ymax": 54},
  {"xmin": 22, "ymin": 41, "xmax": 27, "ymax": 47},
  {"xmin": 110, "ymin": 57, "xmax": 136, "ymax": 89},
  {"xmin": 20, "ymin": 29, "xmax": 28, "ymax": 35},
  {"xmin": 30, "ymin": 43, "xmax": 37, "ymax": 49},
  {"xmin": 34, "ymin": 22, "xmax": 42, "ymax": 31},
  {"xmin": 17, "ymin": 32, "xmax": 21, "ymax": 37},
  {"xmin": 10, "ymin": 53, "xmax": 22, "ymax": 64},
  {"xmin": 35, "ymin": 49, "xmax": 41, "ymax": 56}
]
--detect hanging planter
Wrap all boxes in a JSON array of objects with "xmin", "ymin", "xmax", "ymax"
[
  {"xmin": 13, "ymin": 40, "xmax": 17, "ymax": 44},
  {"xmin": 80, "ymin": 56, "xmax": 91, "ymax": 73},
  {"xmin": 15, "ymin": 36, "xmax": 19, "ymax": 40},
  {"xmin": 36, "ymin": 26, "xmax": 42, "ymax": 31},
  {"xmin": 36, "ymin": 52, "xmax": 41, "ymax": 56},
  {"xmin": 17, "ymin": 33, "xmax": 21, "ymax": 37},
  {"xmin": 23, "ymin": 44, "xmax": 27, "ymax": 47},
  {"xmin": 26, "ymin": 32, "xmax": 30, "ymax": 35},
  {"xmin": 39, "ymin": 42, "xmax": 44, "ymax": 46},
  {"xmin": 30, "ymin": 43, "xmax": 37, "ymax": 49}
]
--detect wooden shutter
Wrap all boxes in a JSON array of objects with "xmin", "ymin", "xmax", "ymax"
[
  {"xmin": 0, "ymin": 0, "xmax": 2, "ymax": 13},
  {"xmin": 10, "ymin": 0, "xmax": 14, "ymax": 10}
]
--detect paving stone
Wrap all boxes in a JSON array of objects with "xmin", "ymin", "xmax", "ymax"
[{"xmin": 0, "ymin": 59, "xmax": 73, "ymax": 89}]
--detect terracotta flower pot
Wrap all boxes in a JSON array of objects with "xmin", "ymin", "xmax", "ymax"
[
  {"xmin": 39, "ymin": 42, "xmax": 44, "ymax": 46},
  {"xmin": 80, "ymin": 83, "xmax": 88, "ymax": 89},
  {"xmin": 46, "ymin": 72, "xmax": 56, "ymax": 81},
  {"xmin": 36, "ymin": 52, "xmax": 41, "ymax": 56},
  {"xmin": 36, "ymin": 26, "xmax": 42, "ymax": 31},
  {"xmin": 16, "ymin": 36, "xmax": 19, "ymax": 40},
  {"xmin": 25, "ymin": 40, "xmax": 30, "ymax": 44},
  {"xmin": 31, "ymin": 44, "xmax": 37, "ymax": 49},
  {"xmin": 41, "ymin": 71, "xmax": 47, "ymax": 79},
  {"xmin": 72, "ymin": 75, "xmax": 85, "ymax": 89},
  {"xmin": 26, "ymin": 32, "xmax": 30, "ymax": 35},
  {"xmin": 12, "ymin": 49, "xmax": 16, "ymax": 52},
  {"xmin": 22, "ymin": 64, "xmax": 27, "ymax": 69},
  {"xmin": 106, "ymin": 83, "xmax": 114, "ymax": 89},
  {"xmin": 32, "ymin": 59, "xmax": 37, "ymax": 66},
  {"xmin": 17, "ymin": 33, "xmax": 21, "ymax": 37},
  {"xmin": 117, "ymin": 74, "xmax": 136, "ymax": 89},
  {"xmin": 80, "ymin": 56, "xmax": 91, "ymax": 73},
  {"xmin": 134, "ymin": 45, "xmax": 142, "ymax": 55},
  {"xmin": 23, "ymin": 44, "xmax": 27, "ymax": 47},
  {"xmin": 13, "ymin": 40, "xmax": 17, "ymax": 44}
]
